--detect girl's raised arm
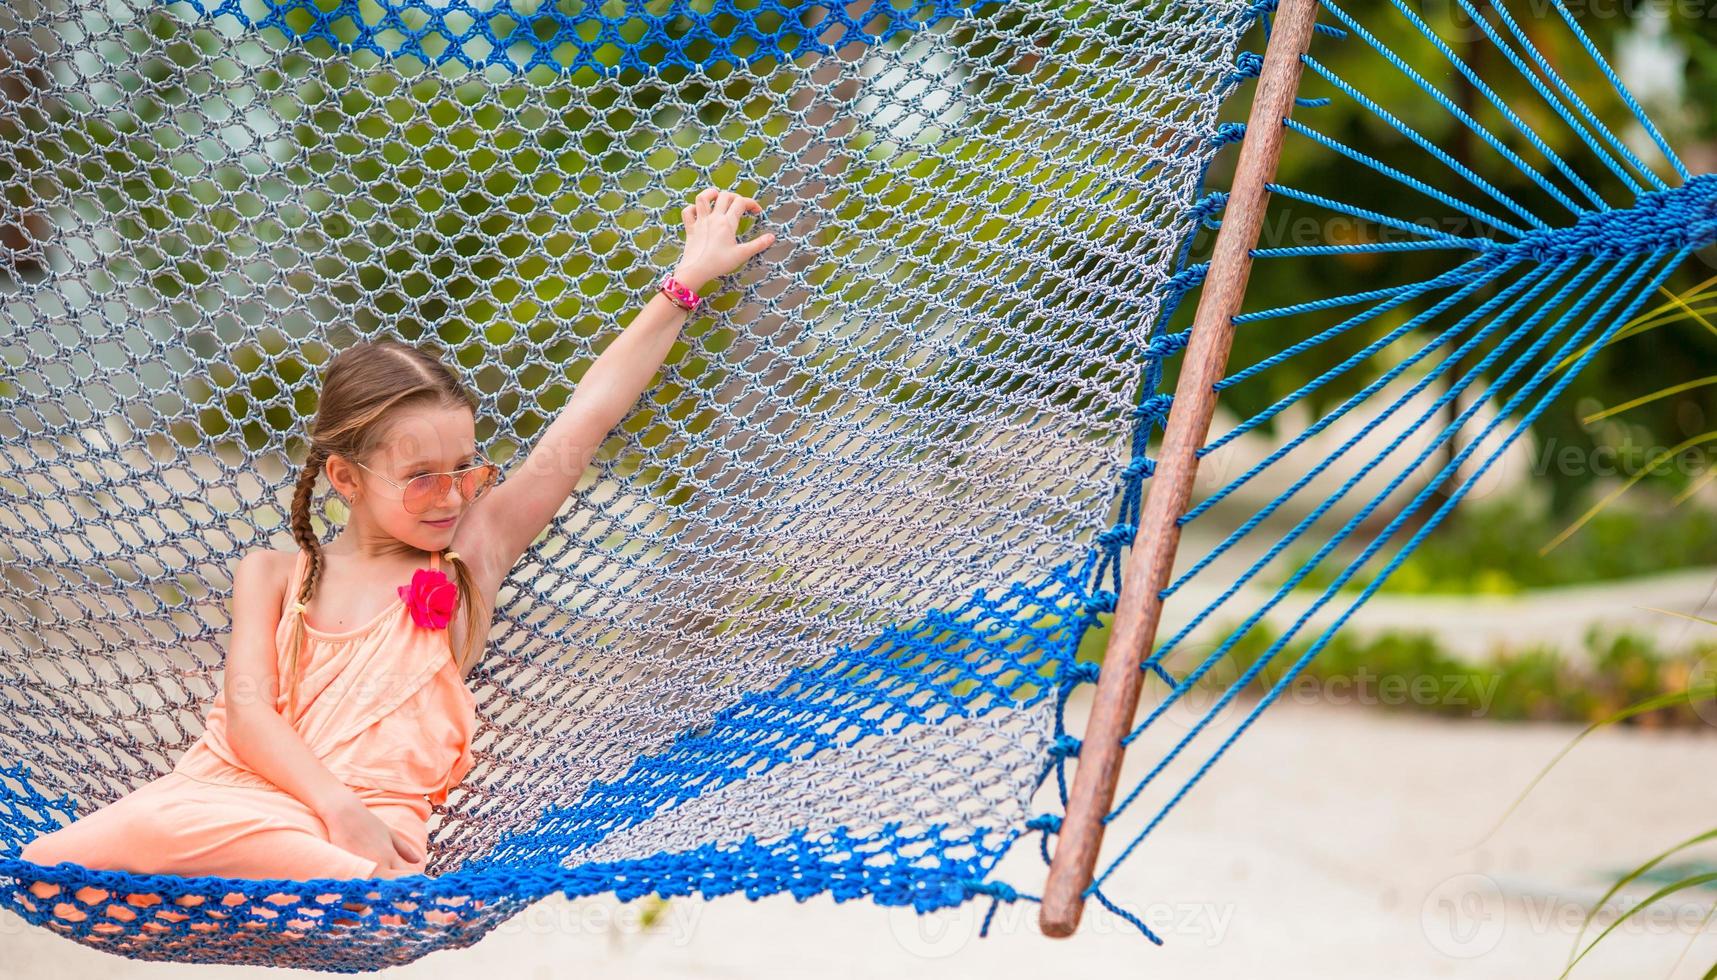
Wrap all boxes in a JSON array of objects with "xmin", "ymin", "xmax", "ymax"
[{"xmin": 461, "ymin": 186, "xmax": 775, "ymax": 578}]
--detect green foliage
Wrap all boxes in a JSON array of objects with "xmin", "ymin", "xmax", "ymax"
[
  {"xmin": 20, "ymin": 2, "xmax": 1128, "ymax": 502},
  {"xmin": 1225, "ymin": 620, "xmax": 1714, "ymax": 726},
  {"xmin": 1277, "ymin": 493, "xmax": 1717, "ymax": 595},
  {"xmin": 1165, "ymin": 1, "xmax": 1717, "ymax": 516},
  {"xmin": 1079, "ymin": 613, "xmax": 1717, "ymax": 728},
  {"xmin": 14, "ymin": 3, "xmax": 1715, "ymax": 518}
]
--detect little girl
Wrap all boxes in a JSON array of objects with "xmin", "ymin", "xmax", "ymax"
[{"xmin": 20, "ymin": 188, "xmax": 775, "ymax": 904}]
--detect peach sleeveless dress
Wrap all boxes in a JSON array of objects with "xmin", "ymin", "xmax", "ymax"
[{"xmin": 21, "ymin": 548, "xmax": 477, "ymax": 883}]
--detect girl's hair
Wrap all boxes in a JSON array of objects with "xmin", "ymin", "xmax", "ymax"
[{"xmin": 280, "ymin": 338, "xmax": 486, "ymax": 715}]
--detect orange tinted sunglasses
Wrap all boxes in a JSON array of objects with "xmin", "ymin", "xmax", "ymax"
[{"xmin": 351, "ymin": 454, "xmax": 500, "ymax": 515}]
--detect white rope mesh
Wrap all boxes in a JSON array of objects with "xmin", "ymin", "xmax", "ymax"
[{"xmin": 0, "ymin": 0, "xmax": 1254, "ymax": 953}]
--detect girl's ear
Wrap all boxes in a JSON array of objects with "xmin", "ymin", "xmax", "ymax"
[{"xmin": 324, "ymin": 454, "xmax": 359, "ymax": 503}]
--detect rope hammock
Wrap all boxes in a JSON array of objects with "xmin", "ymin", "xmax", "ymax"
[{"xmin": 0, "ymin": 0, "xmax": 1706, "ymax": 969}]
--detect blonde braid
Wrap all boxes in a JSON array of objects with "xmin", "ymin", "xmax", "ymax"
[
  {"xmin": 281, "ymin": 445, "xmax": 330, "ymax": 719},
  {"xmin": 440, "ymin": 550, "xmax": 487, "ymax": 675}
]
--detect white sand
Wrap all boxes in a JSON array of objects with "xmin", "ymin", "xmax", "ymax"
[{"xmin": 6, "ymin": 688, "xmax": 1717, "ymax": 979}]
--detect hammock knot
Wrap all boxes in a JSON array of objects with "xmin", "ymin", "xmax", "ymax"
[
  {"xmin": 1210, "ymin": 122, "xmax": 1247, "ymax": 147},
  {"xmin": 1163, "ymin": 263, "xmax": 1207, "ymax": 295},
  {"xmin": 1065, "ymin": 660, "xmax": 1102, "ymax": 684},
  {"xmin": 1229, "ymin": 51, "xmax": 1265, "ymax": 83},
  {"xmin": 1190, "ymin": 191, "xmax": 1228, "ymax": 228},
  {"xmin": 1143, "ymin": 330, "xmax": 1191, "ymax": 359},
  {"xmin": 1122, "ymin": 455, "xmax": 1154, "ymax": 480},
  {"xmin": 1025, "ymin": 812, "xmax": 1063, "ymax": 834},
  {"xmin": 1097, "ymin": 522, "xmax": 1136, "ymax": 547},
  {"xmin": 1133, "ymin": 392, "xmax": 1174, "ymax": 420},
  {"xmin": 1049, "ymin": 735, "xmax": 1082, "ymax": 759},
  {"xmin": 1087, "ymin": 589, "xmax": 1117, "ymax": 614},
  {"xmin": 966, "ymin": 878, "xmax": 1038, "ymax": 938}
]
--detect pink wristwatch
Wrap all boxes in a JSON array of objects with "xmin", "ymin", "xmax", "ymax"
[{"xmin": 659, "ymin": 273, "xmax": 703, "ymax": 312}]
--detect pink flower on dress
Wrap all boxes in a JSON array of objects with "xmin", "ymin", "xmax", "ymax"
[{"xmin": 398, "ymin": 567, "xmax": 458, "ymax": 630}]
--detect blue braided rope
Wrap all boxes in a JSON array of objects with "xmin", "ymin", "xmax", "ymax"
[
  {"xmin": 1203, "ymin": 254, "xmax": 1507, "ymax": 451},
  {"xmin": 1260, "ymin": 182, "xmax": 1494, "ymax": 244},
  {"xmin": 1472, "ymin": 0, "xmax": 1672, "ymax": 191},
  {"xmin": 1451, "ymin": 0, "xmax": 1654, "ymax": 196},
  {"xmin": 177, "ymin": 0, "xmax": 1013, "ymax": 75},
  {"xmin": 1147, "ymin": 253, "xmax": 1586, "ymax": 702},
  {"xmin": 1317, "ymin": 0, "xmax": 1591, "ymax": 219},
  {"xmin": 1277, "ymin": 119, "xmax": 1530, "ymax": 238},
  {"xmin": 1144, "ymin": 260, "xmax": 1630, "ymax": 713},
  {"xmin": 1229, "ymin": 283, "xmax": 1414, "ymax": 322},
  {"xmin": 1159, "ymin": 257, "xmax": 1567, "ymax": 614},
  {"xmin": 1085, "ymin": 247, "xmax": 1675, "ymax": 892},
  {"xmin": 1541, "ymin": 0, "xmax": 1690, "ymax": 181},
  {"xmin": 1300, "ymin": 53, "xmax": 1549, "ymax": 231},
  {"xmin": 1094, "ymin": 247, "xmax": 1684, "ymax": 887},
  {"xmin": 1377, "ymin": 0, "xmax": 1614, "ymax": 209},
  {"xmin": 1251, "ymin": 239, "xmax": 1495, "ymax": 258}
]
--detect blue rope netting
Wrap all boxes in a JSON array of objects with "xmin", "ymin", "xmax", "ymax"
[
  {"xmin": 0, "ymin": 0, "xmax": 1709, "ymax": 970},
  {"xmin": 1069, "ymin": 0, "xmax": 1715, "ymax": 924},
  {"xmin": 0, "ymin": 0, "xmax": 1262, "ymax": 968},
  {"xmin": 177, "ymin": 0, "xmax": 1014, "ymax": 75}
]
